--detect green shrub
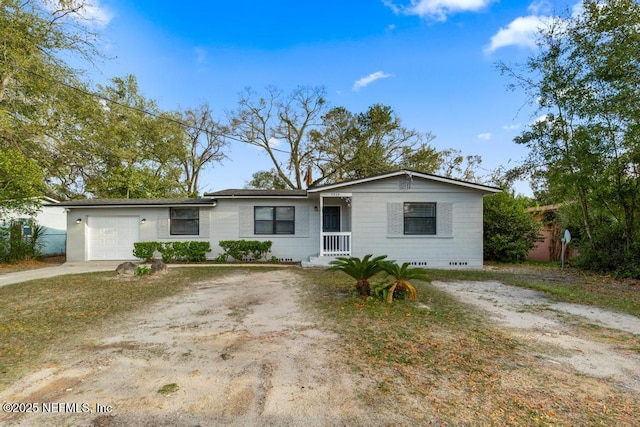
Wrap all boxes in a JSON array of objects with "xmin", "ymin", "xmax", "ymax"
[
  {"xmin": 133, "ymin": 242, "xmax": 159, "ymax": 261},
  {"xmin": 574, "ymin": 227, "xmax": 640, "ymax": 279},
  {"xmin": 159, "ymin": 242, "xmax": 181, "ymax": 262},
  {"xmin": 184, "ymin": 241, "xmax": 211, "ymax": 262},
  {"xmin": 133, "ymin": 241, "xmax": 211, "ymax": 263},
  {"xmin": 160, "ymin": 241, "xmax": 212, "ymax": 262},
  {"xmin": 0, "ymin": 220, "xmax": 44, "ymax": 263},
  {"xmin": 213, "ymin": 253, "xmax": 228, "ymax": 263},
  {"xmin": 134, "ymin": 265, "xmax": 151, "ymax": 276},
  {"xmin": 218, "ymin": 240, "xmax": 272, "ymax": 261},
  {"xmin": 327, "ymin": 254, "xmax": 388, "ymax": 296},
  {"xmin": 483, "ymin": 192, "xmax": 541, "ymax": 262},
  {"xmin": 377, "ymin": 261, "xmax": 426, "ymax": 302}
]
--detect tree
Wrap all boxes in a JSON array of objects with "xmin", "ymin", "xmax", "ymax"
[
  {"xmin": 1, "ymin": 0, "xmax": 102, "ymax": 160},
  {"xmin": 309, "ymin": 106, "xmax": 359, "ymax": 182},
  {"xmin": 0, "ymin": 0, "xmax": 115, "ymax": 200},
  {"xmin": 172, "ymin": 103, "xmax": 228, "ymax": 197},
  {"xmin": 378, "ymin": 262, "xmax": 425, "ymax": 303},
  {"xmin": 328, "ymin": 254, "xmax": 388, "ymax": 296},
  {"xmin": 311, "ymin": 104, "xmax": 440, "ymax": 183},
  {"xmin": 246, "ymin": 169, "xmax": 288, "ymax": 190},
  {"xmin": 437, "ymin": 149, "xmax": 484, "ymax": 182},
  {"xmin": 483, "ymin": 191, "xmax": 541, "ymax": 262},
  {"xmin": 0, "ymin": 149, "xmax": 45, "ymax": 263},
  {"xmin": 500, "ymin": 0, "xmax": 640, "ymax": 276},
  {"xmin": 229, "ymin": 86, "xmax": 327, "ymax": 190},
  {"xmin": 81, "ymin": 75, "xmax": 186, "ymax": 198},
  {"xmin": 230, "ymin": 88, "xmax": 483, "ymax": 189},
  {"xmin": 0, "ymin": 149, "xmax": 44, "ymax": 219}
]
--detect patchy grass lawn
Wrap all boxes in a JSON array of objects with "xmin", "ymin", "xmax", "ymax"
[
  {"xmin": 296, "ymin": 267, "xmax": 640, "ymax": 425},
  {"xmin": 0, "ymin": 267, "xmax": 234, "ymax": 390},
  {"xmin": 1, "ymin": 264, "xmax": 639, "ymax": 425}
]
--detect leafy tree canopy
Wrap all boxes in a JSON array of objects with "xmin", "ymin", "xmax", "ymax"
[
  {"xmin": 499, "ymin": 0, "xmax": 640, "ymax": 276},
  {"xmin": 0, "ymin": 149, "xmax": 44, "ymax": 219},
  {"xmin": 483, "ymin": 191, "xmax": 541, "ymax": 262}
]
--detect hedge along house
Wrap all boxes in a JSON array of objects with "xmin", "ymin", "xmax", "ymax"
[{"xmin": 59, "ymin": 170, "xmax": 501, "ymax": 267}]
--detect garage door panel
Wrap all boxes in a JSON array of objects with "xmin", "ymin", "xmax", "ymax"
[{"xmin": 88, "ymin": 216, "xmax": 139, "ymax": 260}]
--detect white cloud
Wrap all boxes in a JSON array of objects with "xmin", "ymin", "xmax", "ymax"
[
  {"xmin": 484, "ymin": 15, "xmax": 548, "ymax": 53},
  {"xmin": 382, "ymin": 0, "xmax": 402, "ymax": 14},
  {"xmin": 352, "ymin": 71, "xmax": 392, "ymax": 91},
  {"xmin": 268, "ymin": 137, "xmax": 282, "ymax": 148},
  {"xmin": 44, "ymin": 0, "xmax": 113, "ymax": 29},
  {"xmin": 503, "ymin": 123, "xmax": 521, "ymax": 131},
  {"xmin": 80, "ymin": 1, "xmax": 113, "ymax": 28},
  {"xmin": 385, "ymin": 0, "xmax": 494, "ymax": 22},
  {"xmin": 484, "ymin": 0, "xmax": 585, "ymax": 54},
  {"xmin": 478, "ymin": 132, "xmax": 492, "ymax": 140},
  {"xmin": 527, "ymin": 0, "xmax": 552, "ymax": 15}
]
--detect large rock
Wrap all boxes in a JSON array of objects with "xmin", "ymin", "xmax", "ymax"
[
  {"xmin": 151, "ymin": 259, "xmax": 168, "ymax": 274},
  {"xmin": 116, "ymin": 261, "xmax": 137, "ymax": 276}
]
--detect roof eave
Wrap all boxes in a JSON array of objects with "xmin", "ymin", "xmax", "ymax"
[
  {"xmin": 209, "ymin": 194, "xmax": 309, "ymax": 199},
  {"xmin": 56, "ymin": 199, "xmax": 218, "ymax": 208},
  {"xmin": 308, "ymin": 169, "xmax": 502, "ymax": 193}
]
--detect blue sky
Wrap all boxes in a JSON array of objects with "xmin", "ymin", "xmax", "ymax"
[{"xmin": 74, "ymin": 0, "xmax": 578, "ymax": 195}]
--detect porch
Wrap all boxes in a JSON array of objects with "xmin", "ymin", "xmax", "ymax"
[
  {"xmin": 318, "ymin": 193, "xmax": 352, "ymax": 257},
  {"xmin": 321, "ymin": 231, "xmax": 351, "ymax": 257}
]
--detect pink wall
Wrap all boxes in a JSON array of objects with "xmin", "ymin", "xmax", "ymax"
[{"xmin": 527, "ymin": 227, "xmax": 554, "ymax": 261}]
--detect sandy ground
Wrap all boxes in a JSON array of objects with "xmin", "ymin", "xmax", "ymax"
[
  {"xmin": 0, "ymin": 270, "xmax": 391, "ymax": 426},
  {"xmin": 2, "ymin": 267, "xmax": 639, "ymax": 426},
  {"xmin": 431, "ymin": 280, "xmax": 640, "ymax": 392}
]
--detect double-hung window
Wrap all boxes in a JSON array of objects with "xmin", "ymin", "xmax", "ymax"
[
  {"xmin": 170, "ymin": 207, "xmax": 199, "ymax": 235},
  {"xmin": 254, "ymin": 206, "xmax": 295, "ymax": 235},
  {"xmin": 404, "ymin": 202, "xmax": 436, "ymax": 235}
]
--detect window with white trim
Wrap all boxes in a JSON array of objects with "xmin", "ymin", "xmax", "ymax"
[
  {"xmin": 404, "ymin": 202, "xmax": 436, "ymax": 235},
  {"xmin": 254, "ymin": 206, "xmax": 295, "ymax": 235}
]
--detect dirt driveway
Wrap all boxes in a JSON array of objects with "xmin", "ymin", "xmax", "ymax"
[
  {"xmin": 1, "ymin": 270, "xmax": 386, "ymax": 426},
  {"xmin": 431, "ymin": 280, "xmax": 640, "ymax": 392},
  {"xmin": 1, "ymin": 268, "xmax": 639, "ymax": 425}
]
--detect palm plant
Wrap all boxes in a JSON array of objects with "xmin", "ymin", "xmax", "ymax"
[
  {"xmin": 327, "ymin": 254, "xmax": 388, "ymax": 296},
  {"xmin": 378, "ymin": 262, "xmax": 428, "ymax": 303}
]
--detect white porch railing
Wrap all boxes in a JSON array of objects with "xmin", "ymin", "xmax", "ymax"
[{"xmin": 321, "ymin": 232, "xmax": 351, "ymax": 257}]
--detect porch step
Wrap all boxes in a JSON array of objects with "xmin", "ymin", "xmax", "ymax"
[{"xmin": 301, "ymin": 255, "xmax": 338, "ymax": 268}]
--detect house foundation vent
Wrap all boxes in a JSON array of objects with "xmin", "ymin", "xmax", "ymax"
[
  {"xmin": 448, "ymin": 261, "xmax": 468, "ymax": 266},
  {"xmin": 241, "ymin": 257, "xmax": 293, "ymax": 263}
]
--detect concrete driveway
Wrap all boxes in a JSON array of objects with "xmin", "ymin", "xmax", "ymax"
[{"xmin": 0, "ymin": 261, "xmax": 121, "ymax": 288}]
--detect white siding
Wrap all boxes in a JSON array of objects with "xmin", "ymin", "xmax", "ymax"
[
  {"xmin": 345, "ymin": 180, "xmax": 485, "ymax": 269},
  {"xmin": 65, "ymin": 206, "xmax": 214, "ymax": 262},
  {"xmin": 64, "ymin": 174, "xmax": 491, "ymax": 267},
  {"xmin": 32, "ymin": 204, "xmax": 67, "ymax": 255},
  {"xmin": 211, "ymin": 199, "xmax": 320, "ymax": 261}
]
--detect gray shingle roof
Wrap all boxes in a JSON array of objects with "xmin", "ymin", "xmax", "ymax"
[
  {"xmin": 307, "ymin": 169, "xmax": 501, "ymax": 193},
  {"xmin": 204, "ymin": 189, "xmax": 308, "ymax": 198},
  {"xmin": 56, "ymin": 198, "xmax": 217, "ymax": 207}
]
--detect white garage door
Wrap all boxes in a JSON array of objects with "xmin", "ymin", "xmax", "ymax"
[{"xmin": 88, "ymin": 216, "xmax": 139, "ymax": 260}]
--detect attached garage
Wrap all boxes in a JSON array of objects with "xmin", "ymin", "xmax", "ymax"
[
  {"xmin": 57, "ymin": 198, "xmax": 217, "ymax": 262},
  {"xmin": 87, "ymin": 216, "xmax": 139, "ymax": 260}
]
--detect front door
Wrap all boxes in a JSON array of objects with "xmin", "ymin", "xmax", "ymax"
[{"xmin": 322, "ymin": 206, "xmax": 340, "ymax": 232}]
